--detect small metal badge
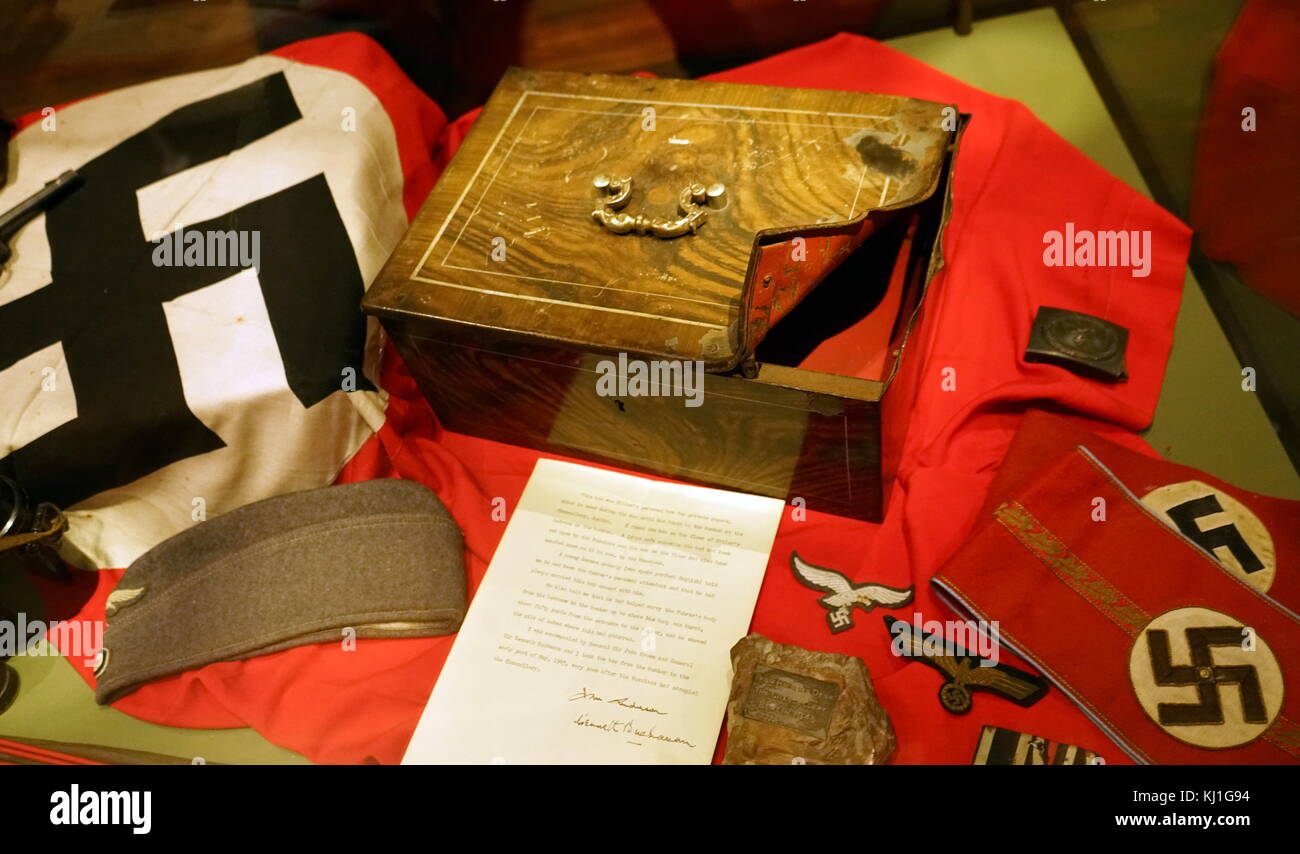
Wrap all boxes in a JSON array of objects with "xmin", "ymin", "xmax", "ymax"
[
  {"xmin": 92, "ymin": 648, "xmax": 109, "ymax": 679},
  {"xmin": 971, "ymin": 725, "xmax": 1100, "ymax": 765},
  {"xmin": 741, "ymin": 664, "xmax": 841, "ymax": 738},
  {"xmin": 1024, "ymin": 306, "xmax": 1128, "ymax": 382},
  {"xmin": 885, "ymin": 615, "xmax": 1048, "ymax": 714}
]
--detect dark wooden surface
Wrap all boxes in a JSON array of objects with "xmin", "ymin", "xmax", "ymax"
[
  {"xmin": 364, "ymin": 68, "xmax": 950, "ymax": 371},
  {"xmin": 0, "ymin": 1, "xmax": 1050, "ymax": 122},
  {"xmin": 0, "ymin": 0, "xmax": 259, "ymax": 118},
  {"xmin": 368, "ymin": 110, "xmax": 959, "ymax": 521},
  {"xmin": 387, "ymin": 318, "xmax": 888, "ymax": 520}
]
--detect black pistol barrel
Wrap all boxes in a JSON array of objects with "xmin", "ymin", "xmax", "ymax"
[{"xmin": 0, "ymin": 170, "xmax": 84, "ymax": 265}]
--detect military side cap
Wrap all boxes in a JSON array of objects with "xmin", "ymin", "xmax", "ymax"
[{"xmin": 94, "ymin": 479, "xmax": 466, "ymax": 705}]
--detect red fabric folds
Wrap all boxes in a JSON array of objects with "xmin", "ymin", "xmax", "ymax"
[{"xmin": 47, "ymin": 33, "xmax": 1191, "ymax": 764}]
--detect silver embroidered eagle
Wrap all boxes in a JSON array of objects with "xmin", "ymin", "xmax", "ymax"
[{"xmin": 790, "ymin": 552, "xmax": 914, "ymax": 634}]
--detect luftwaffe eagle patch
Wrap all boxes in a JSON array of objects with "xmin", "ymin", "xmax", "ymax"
[{"xmin": 790, "ymin": 552, "xmax": 914, "ymax": 633}]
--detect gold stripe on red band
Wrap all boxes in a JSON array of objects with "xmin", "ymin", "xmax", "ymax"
[
  {"xmin": 994, "ymin": 501, "xmax": 1151, "ymax": 637},
  {"xmin": 1262, "ymin": 716, "xmax": 1300, "ymax": 759}
]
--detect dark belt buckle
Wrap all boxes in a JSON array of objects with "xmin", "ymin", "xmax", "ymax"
[{"xmin": 1024, "ymin": 306, "xmax": 1128, "ymax": 382}]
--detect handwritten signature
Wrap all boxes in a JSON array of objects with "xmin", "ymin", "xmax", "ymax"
[
  {"xmin": 572, "ymin": 714, "xmax": 696, "ymax": 748},
  {"xmin": 568, "ymin": 686, "xmax": 667, "ymax": 716}
]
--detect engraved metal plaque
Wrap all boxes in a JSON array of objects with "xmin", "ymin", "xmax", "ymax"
[
  {"xmin": 725, "ymin": 634, "xmax": 895, "ymax": 764},
  {"xmin": 741, "ymin": 663, "xmax": 841, "ymax": 738}
]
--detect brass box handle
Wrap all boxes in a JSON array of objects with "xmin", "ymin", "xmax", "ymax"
[{"xmin": 592, "ymin": 175, "xmax": 726, "ymax": 239}]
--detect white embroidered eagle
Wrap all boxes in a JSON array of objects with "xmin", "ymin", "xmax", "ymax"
[{"xmin": 790, "ymin": 552, "xmax": 914, "ymax": 634}]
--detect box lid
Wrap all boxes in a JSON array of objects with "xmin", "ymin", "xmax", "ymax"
[{"xmin": 364, "ymin": 68, "xmax": 952, "ymax": 372}]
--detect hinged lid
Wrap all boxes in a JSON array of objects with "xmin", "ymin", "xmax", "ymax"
[{"xmin": 365, "ymin": 68, "xmax": 952, "ymax": 372}]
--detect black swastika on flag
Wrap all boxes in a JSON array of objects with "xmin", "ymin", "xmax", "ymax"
[
  {"xmin": 1165, "ymin": 494, "xmax": 1265, "ymax": 574},
  {"xmin": 1145, "ymin": 626, "xmax": 1268, "ymax": 727},
  {"xmin": 1, "ymin": 72, "xmax": 374, "ymax": 509}
]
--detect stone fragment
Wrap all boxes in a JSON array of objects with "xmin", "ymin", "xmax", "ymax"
[{"xmin": 723, "ymin": 633, "xmax": 895, "ymax": 765}]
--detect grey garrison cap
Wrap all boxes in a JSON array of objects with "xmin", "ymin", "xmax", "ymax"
[{"xmin": 93, "ymin": 479, "xmax": 465, "ymax": 705}]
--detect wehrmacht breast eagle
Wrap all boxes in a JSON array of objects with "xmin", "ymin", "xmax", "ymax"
[{"xmin": 884, "ymin": 615, "xmax": 1049, "ymax": 714}]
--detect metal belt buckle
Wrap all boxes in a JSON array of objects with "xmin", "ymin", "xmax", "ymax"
[{"xmin": 1024, "ymin": 306, "xmax": 1128, "ymax": 382}]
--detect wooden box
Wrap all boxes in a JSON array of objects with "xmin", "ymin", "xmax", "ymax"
[{"xmin": 364, "ymin": 69, "xmax": 959, "ymax": 521}]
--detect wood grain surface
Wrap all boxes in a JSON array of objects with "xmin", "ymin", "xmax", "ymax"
[
  {"xmin": 387, "ymin": 318, "xmax": 886, "ymax": 519},
  {"xmin": 366, "ymin": 72, "xmax": 961, "ymax": 521},
  {"xmin": 364, "ymin": 68, "xmax": 951, "ymax": 371}
]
